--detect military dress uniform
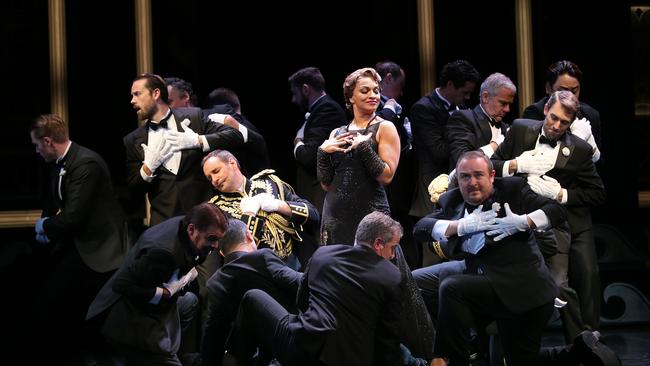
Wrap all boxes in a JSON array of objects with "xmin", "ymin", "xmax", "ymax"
[{"xmin": 209, "ymin": 170, "xmax": 319, "ymax": 259}]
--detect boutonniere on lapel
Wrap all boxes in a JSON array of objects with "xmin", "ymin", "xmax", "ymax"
[{"xmin": 562, "ymin": 147, "xmax": 570, "ymax": 157}]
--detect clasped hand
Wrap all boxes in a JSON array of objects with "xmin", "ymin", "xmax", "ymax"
[
  {"xmin": 527, "ymin": 175, "xmax": 562, "ymax": 200},
  {"xmin": 166, "ymin": 119, "xmax": 200, "ymax": 151},
  {"xmin": 457, "ymin": 203, "xmax": 501, "ymax": 236},
  {"xmin": 142, "ymin": 137, "xmax": 174, "ymax": 172},
  {"xmin": 516, "ymin": 149, "xmax": 554, "ymax": 175},
  {"xmin": 319, "ymin": 132, "xmax": 354, "ymax": 154},
  {"xmin": 486, "ymin": 203, "xmax": 530, "ymax": 241},
  {"xmin": 163, "ymin": 268, "xmax": 198, "ymax": 297}
]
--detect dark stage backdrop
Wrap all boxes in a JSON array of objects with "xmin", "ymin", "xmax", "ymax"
[{"xmin": 0, "ymin": 0, "xmax": 645, "ymax": 254}]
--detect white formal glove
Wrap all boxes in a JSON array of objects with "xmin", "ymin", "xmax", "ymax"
[
  {"xmin": 35, "ymin": 217, "xmax": 48, "ymax": 234},
  {"xmin": 570, "ymin": 117, "xmax": 592, "ymax": 141},
  {"xmin": 457, "ymin": 203, "xmax": 501, "ymax": 236},
  {"xmin": 254, "ymin": 193, "xmax": 282, "ymax": 213},
  {"xmin": 166, "ymin": 119, "xmax": 200, "ymax": 151},
  {"xmin": 515, "ymin": 149, "xmax": 555, "ymax": 175},
  {"xmin": 492, "ymin": 133, "xmax": 505, "ymax": 145},
  {"xmin": 527, "ymin": 175, "xmax": 562, "ymax": 200},
  {"xmin": 142, "ymin": 139, "xmax": 174, "ymax": 173},
  {"xmin": 207, "ymin": 113, "xmax": 228, "ymax": 124},
  {"xmin": 163, "ymin": 268, "xmax": 198, "ymax": 297},
  {"xmin": 36, "ymin": 232, "xmax": 50, "ymax": 244},
  {"xmin": 486, "ymin": 203, "xmax": 530, "ymax": 241},
  {"xmin": 240, "ymin": 196, "xmax": 260, "ymax": 215}
]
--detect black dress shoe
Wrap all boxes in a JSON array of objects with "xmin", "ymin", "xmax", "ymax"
[{"xmin": 572, "ymin": 330, "xmax": 621, "ymax": 366}]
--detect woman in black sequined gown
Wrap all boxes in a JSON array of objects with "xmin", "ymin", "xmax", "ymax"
[{"xmin": 317, "ymin": 67, "xmax": 401, "ymax": 245}]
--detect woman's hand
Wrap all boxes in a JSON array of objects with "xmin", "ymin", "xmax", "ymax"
[
  {"xmin": 347, "ymin": 132, "xmax": 373, "ymax": 151},
  {"xmin": 319, "ymin": 132, "xmax": 354, "ymax": 154}
]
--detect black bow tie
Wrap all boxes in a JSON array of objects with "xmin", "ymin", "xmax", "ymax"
[
  {"xmin": 538, "ymin": 135, "xmax": 557, "ymax": 148},
  {"xmin": 147, "ymin": 112, "xmax": 172, "ymax": 131},
  {"xmin": 147, "ymin": 119, "xmax": 168, "ymax": 131},
  {"xmin": 447, "ymin": 104, "xmax": 456, "ymax": 112}
]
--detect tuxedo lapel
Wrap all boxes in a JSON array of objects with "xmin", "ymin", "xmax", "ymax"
[
  {"xmin": 56, "ymin": 142, "xmax": 80, "ymax": 206},
  {"xmin": 132, "ymin": 126, "xmax": 148, "ymax": 161},
  {"xmin": 554, "ymin": 133, "xmax": 574, "ymax": 169},
  {"xmin": 171, "ymin": 110, "xmax": 192, "ymax": 172},
  {"xmin": 524, "ymin": 121, "xmax": 544, "ymax": 151},
  {"xmin": 473, "ymin": 106, "xmax": 493, "ymax": 143}
]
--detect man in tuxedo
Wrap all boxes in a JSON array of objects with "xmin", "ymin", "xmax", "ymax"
[
  {"xmin": 202, "ymin": 87, "xmax": 270, "ymax": 175},
  {"xmin": 86, "ymin": 203, "xmax": 228, "ymax": 365},
  {"xmin": 447, "ymin": 72, "xmax": 516, "ymax": 169},
  {"xmin": 165, "ymin": 76, "xmax": 197, "ymax": 108},
  {"xmin": 230, "ymin": 211, "xmax": 403, "ymax": 366},
  {"xmin": 375, "ymin": 60, "xmax": 420, "ymax": 268},
  {"xmin": 413, "ymin": 151, "xmax": 565, "ymax": 365},
  {"xmin": 29, "ymin": 113, "xmax": 128, "ymax": 360},
  {"xmin": 289, "ymin": 66, "xmax": 347, "ymax": 213},
  {"xmin": 410, "ymin": 60, "xmax": 480, "ymax": 219},
  {"xmin": 491, "ymin": 90, "xmax": 606, "ymax": 343},
  {"xmin": 201, "ymin": 219, "xmax": 302, "ymax": 366},
  {"xmin": 124, "ymin": 73, "xmax": 244, "ymax": 227},
  {"xmin": 521, "ymin": 60, "xmax": 602, "ymax": 163}
]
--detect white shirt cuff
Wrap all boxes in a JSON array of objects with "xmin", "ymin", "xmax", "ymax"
[
  {"xmin": 560, "ymin": 188, "xmax": 568, "ymax": 204},
  {"xmin": 208, "ymin": 113, "xmax": 227, "ymax": 124},
  {"xmin": 502, "ymin": 160, "xmax": 514, "ymax": 177},
  {"xmin": 149, "ymin": 287, "xmax": 164, "ymax": 304},
  {"xmin": 140, "ymin": 165, "xmax": 155, "ymax": 183},
  {"xmin": 432, "ymin": 220, "xmax": 452, "ymax": 242},
  {"xmin": 293, "ymin": 141, "xmax": 305, "ymax": 158},
  {"xmin": 528, "ymin": 209, "xmax": 550, "ymax": 230},
  {"xmin": 200, "ymin": 135, "xmax": 210, "ymax": 152},
  {"xmin": 238, "ymin": 124, "xmax": 249, "ymax": 143},
  {"xmin": 480, "ymin": 144, "xmax": 495, "ymax": 158}
]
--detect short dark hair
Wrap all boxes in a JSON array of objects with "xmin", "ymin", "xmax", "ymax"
[
  {"xmin": 355, "ymin": 211, "xmax": 402, "ymax": 247},
  {"xmin": 182, "ymin": 202, "xmax": 228, "ymax": 232},
  {"xmin": 439, "ymin": 60, "xmax": 480, "ymax": 89},
  {"xmin": 456, "ymin": 150, "xmax": 493, "ymax": 171},
  {"xmin": 288, "ymin": 67, "xmax": 325, "ymax": 92},
  {"xmin": 31, "ymin": 114, "xmax": 69, "ymax": 143},
  {"xmin": 219, "ymin": 219, "xmax": 249, "ymax": 255},
  {"xmin": 546, "ymin": 60, "xmax": 583, "ymax": 88},
  {"xmin": 134, "ymin": 73, "xmax": 168, "ymax": 104},
  {"xmin": 165, "ymin": 76, "xmax": 197, "ymax": 106},
  {"xmin": 545, "ymin": 90, "xmax": 579, "ymax": 121},
  {"xmin": 207, "ymin": 88, "xmax": 241, "ymax": 111},
  {"xmin": 374, "ymin": 61, "xmax": 401, "ymax": 79}
]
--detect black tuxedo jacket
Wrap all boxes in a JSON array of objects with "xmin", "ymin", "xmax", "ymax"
[
  {"xmin": 413, "ymin": 177, "xmax": 564, "ymax": 314},
  {"xmin": 295, "ymin": 95, "xmax": 347, "ymax": 209},
  {"xmin": 293, "ymin": 244, "xmax": 402, "ymax": 366},
  {"xmin": 42, "ymin": 141, "xmax": 127, "ymax": 273},
  {"xmin": 447, "ymin": 104, "xmax": 508, "ymax": 169},
  {"xmin": 409, "ymin": 92, "xmax": 456, "ymax": 216},
  {"xmin": 203, "ymin": 103, "xmax": 270, "ymax": 176},
  {"xmin": 522, "ymin": 97, "xmax": 602, "ymax": 153},
  {"xmin": 123, "ymin": 107, "xmax": 243, "ymax": 226},
  {"xmin": 491, "ymin": 119, "xmax": 606, "ymax": 234},
  {"xmin": 87, "ymin": 216, "xmax": 201, "ymax": 353},
  {"xmin": 201, "ymin": 249, "xmax": 301, "ymax": 366}
]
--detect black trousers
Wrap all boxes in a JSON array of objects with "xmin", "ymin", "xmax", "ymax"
[
  {"xmin": 436, "ymin": 274, "xmax": 554, "ymax": 366},
  {"xmin": 231, "ymin": 289, "xmax": 317, "ymax": 366}
]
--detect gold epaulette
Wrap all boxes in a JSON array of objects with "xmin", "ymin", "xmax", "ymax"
[{"xmin": 250, "ymin": 169, "xmax": 276, "ymax": 180}]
